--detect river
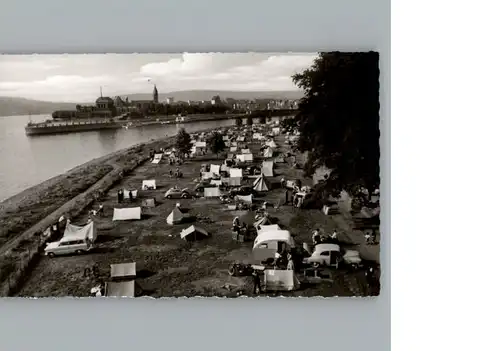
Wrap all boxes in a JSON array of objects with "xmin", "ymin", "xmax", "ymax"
[{"xmin": 0, "ymin": 114, "xmax": 252, "ymax": 202}]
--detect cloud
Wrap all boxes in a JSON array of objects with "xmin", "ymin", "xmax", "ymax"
[{"xmin": 0, "ymin": 53, "xmax": 317, "ymax": 101}]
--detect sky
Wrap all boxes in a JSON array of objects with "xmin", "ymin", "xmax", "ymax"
[{"xmin": 0, "ymin": 53, "xmax": 317, "ymax": 102}]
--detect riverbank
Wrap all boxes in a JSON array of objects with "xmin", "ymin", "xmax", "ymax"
[
  {"xmin": 0, "ymin": 124, "xmax": 240, "ymax": 295},
  {"xmin": 2, "ymin": 124, "xmax": 380, "ymax": 297}
]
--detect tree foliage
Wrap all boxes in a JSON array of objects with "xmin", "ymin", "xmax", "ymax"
[
  {"xmin": 235, "ymin": 117, "xmax": 243, "ymax": 126},
  {"xmin": 259, "ymin": 115, "xmax": 267, "ymax": 124},
  {"xmin": 246, "ymin": 116, "xmax": 253, "ymax": 125},
  {"xmin": 292, "ymin": 52, "xmax": 380, "ymax": 196},
  {"xmin": 175, "ymin": 128, "xmax": 193, "ymax": 159},
  {"xmin": 207, "ymin": 131, "xmax": 226, "ymax": 158}
]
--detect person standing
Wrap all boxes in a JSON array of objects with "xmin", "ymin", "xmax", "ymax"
[
  {"xmin": 284, "ymin": 189, "xmax": 289, "ymax": 205},
  {"xmin": 252, "ymin": 270, "xmax": 261, "ymax": 294}
]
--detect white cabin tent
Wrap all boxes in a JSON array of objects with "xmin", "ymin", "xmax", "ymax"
[
  {"xmin": 204, "ymin": 187, "xmax": 221, "ymax": 198},
  {"xmin": 110, "ymin": 262, "xmax": 136, "ymax": 279},
  {"xmin": 253, "ymin": 230, "xmax": 295, "ymax": 250},
  {"xmin": 113, "ymin": 207, "xmax": 142, "ymax": 221},
  {"xmin": 122, "ymin": 189, "xmax": 138, "ymax": 200},
  {"xmin": 236, "ymin": 194, "xmax": 253, "ymax": 204},
  {"xmin": 209, "ymin": 164, "xmax": 221, "ymax": 175},
  {"xmin": 261, "ymin": 161, "xmax": 274, "ymax": 177},
  {"xmin": 253, "ymin": 174, "xmax": 269, "ymax": 192},
  {"xmin": 230, "ymin": 146, "xmax": 237, "ymax": 152},
  {"xmin": 180, "ymin": 225, "xmax": 210, "ymax": 241},
  {"xmin": 236, "ymin": 153, "xmax": 253, "ymax": 162},
  {"xmin": 63, "ymin": 221, "xmax": 97, "ymax": 243},
  {"xmin": 210, "ymin": 179, "xmax": 222, "ymax": 186},
  {"xmin": 222, "ymin": 177, "xmax": 241, "ymax": 186},
  {"xmin": 229, "ymin": 168, "xmax": 243, "ymax": 178},
  {"xmin": 105, "ymin": 280, "xmax": 135, "ymax": 297},
  {"xmin": 263, "ymin": 147, "xmax": 274, "ymax": 158},
  {"xmin": 263, "ymin": 270, "xmax": 300, "ymax": 291},
  {"xmin": 142, "ymin": 180, "xmax": 156, "ymax": 190},
  {"xmin": 151, "ymin": 154, "xmax": 163, "ymax": 164},
  {"xmin": 166, "ymin": 207, "xmax": 184, "ymax": 225}
]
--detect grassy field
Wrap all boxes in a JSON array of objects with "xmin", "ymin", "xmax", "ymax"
[{"xmin": 16, "ymin": 129, "xmax": 380, "ymax": 297}]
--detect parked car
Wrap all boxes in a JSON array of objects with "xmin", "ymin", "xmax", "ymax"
[
  {"xmin": 229, "ymin": 186, "xmax": 255, "ymax": 198},
  {"xmin": 303, "ymin": 243, "xmax": 343, "ymax": 268},
  {"xmin": 194, "ymin": 182, "xmax": 215, "ymax": 193},
  {"xmin": 45, "ymin": 238, "xmax": 92, "ymax": 258},
  {"xmin": 164, "ymin": 187, "xmax": 193, "ymax": 199}
]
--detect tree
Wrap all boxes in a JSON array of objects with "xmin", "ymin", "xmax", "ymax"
[
  {"xmin": 259, "ymin": 115, "xmax": 267, "ymax": 124},
  {"xmin": 235, "ymin": 117, "xmax": 243, "ymax": 126},
  {"xmin": 292, "ymin": 52, "xmax": 380, "ymax": 198},
  {"xmin": 175, "ymin": 128, "xmax": 193, "ymax": 160},
  {"xmin": 207, "ymin": 131, "xmax": 226, "ymax": 159},
  {"xmin": 246, "ymin": 116, "xmax": 253, "ymax": 125}
]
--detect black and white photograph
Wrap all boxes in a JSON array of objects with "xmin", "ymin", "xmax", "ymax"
[{"xmin": 0, "ymin": 52, "xmax": 380, "ymax": 297}]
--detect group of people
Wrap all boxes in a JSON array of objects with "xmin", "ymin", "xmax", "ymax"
[
  {"xmin": 312, "ymin": 228, "xmax": 339, "ymax": 246},
  {"xmin": 280, "ymin": 178, "xmax": 306, "ymax": 209},
  {"xmin": 117, "ymin": 189, "xmax": 134, "ymax": 203}
]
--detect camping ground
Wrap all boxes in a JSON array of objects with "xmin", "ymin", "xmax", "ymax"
[{"xmin": 17, "ymin": 129, "xmax": 380, "ymax": 297}]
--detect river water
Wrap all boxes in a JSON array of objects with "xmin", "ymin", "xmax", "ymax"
[{"xmin": 0, "ymin": 114, "xmax": 249, "ymax": 202}]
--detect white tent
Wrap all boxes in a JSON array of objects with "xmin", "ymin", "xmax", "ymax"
[
  {"xmin": 195, "ymin": 141, "xmax": 207, "ymax": 148},
  {"xmin": 236, "ymin": 136, "xmax": 245, "ymax": 142},
  {"xmin": 263, "ymin": 270, "xmax": 300, "ymax": 291},
  {"xmin": 105, "ymin": 281, "xmax": 135, "ymax": 297},
  {"xmin": 229, "ymin": 168, "xmax": 243, "ymax": 178},
  {"xmin": 261, "ymin": 161, "xmax": 274, "ymax": 177},
  {"xmin": 180, "ymin": 225, "xmax": 210, "ymax": 241},
  {"xmin": 230, "ymin": 146, "xmax": 237, "ymax": 152},
  {"xmin": 263, "ymin": 148, "xmax": 274, "ymax": 158},
  {"xmin": 142, "ymin": 180, "xmax": 156, "ymax": 190},
  {"xmin": 222, "ymin": 177, "xmax": 241, "ymax": 186},
  {"xmin": 167, "ymin": 207, "xmax": 184, "ymax": 224},
  {"xmin": 222, "ymin": 135, "xmax": 229, "ymax": 141},
  {"xmin": 241, "ymin": 148, "xmax": 251, "ymax": 154},
  {"xmin": 209, "ymin": 164, "xmax": 221, "ymax": 175},
  {"xmin": 113, "ymin": 207, "xmax": 141, "ymax": 221},
  {"xmin": 151, "ymin": 154, "xmax": 163, "ymax": 164},
  {"xmin": 122, "ymin": 189, "xmax": 138, "ymax": 200},
  {"xmin": 220, "ymin": 164, "xmax": 229, "ymax": 172},
  {"xmin": 63, "ymin": 221, "xmax": 97, "ymax": 243},
  {"xmin": 253, "ymin": 174, "xmax": 269, "ymax": 192},
  {"xmin": 110, "ymin": 262, "xmax": 136, "ymax": 279},
  {"xmin": 225, "ymin": 141, "xmax": 230, "ymax": 147},
  {"xmin": 236, "ymin": 194, "xmax": 253, "ymax": 204},
  {"xmin": 236, "ymin": 154, "xmax": 253, "ymax": 162},
  {"xmin": 201, "ymin": 171, "xmax": 213, "ymax": 180},
  {"xmin": 253, "ymin": 230, "xmax": 295, "ymax": 250},
  {"xmin": 204, "ymin": 187, "xmax": 221, "ymax": 197},
  {"xmin": 210, "ymin": 179, "xmax": 222, "ymax": 186},
  {"xmin": 253, "ymin": 133, "xmax": 263, "ymax": 140},
  {"xmin": 272, "ymin": 127, "xmax": 280, "ymax": 135}
]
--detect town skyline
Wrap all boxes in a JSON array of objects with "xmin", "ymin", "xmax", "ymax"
[{"xmin": 0, "ymin": 53, "xmax": 317, "ymax": 103}]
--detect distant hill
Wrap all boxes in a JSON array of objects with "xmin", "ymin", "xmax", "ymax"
[
  {"xmin": 120, "ymin": 90, "xmax": 304, "ymax": 102},
  {"xmin": 0, "ymin": 97, "xmax": 81, "ymax": 117}
]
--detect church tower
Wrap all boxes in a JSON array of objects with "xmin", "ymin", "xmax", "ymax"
[{"xmin": 153, "ymin": 85, "xmax": 159, "ymax": 104}]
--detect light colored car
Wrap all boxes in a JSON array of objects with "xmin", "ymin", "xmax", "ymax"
[
  {"xmin": 164, "ymin": 187, "xmax": 192, "ymax": 199},
  {"xmin": 45, "ymin": 238, "xmax": 91, "ymax": 258},
  {"xmin": 303, "ymin": 243, "xmax": 343, "ymax": 267}
]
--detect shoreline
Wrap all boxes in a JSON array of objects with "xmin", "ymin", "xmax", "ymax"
[{"xmin": 0, "ymin": 124, "xmax": 237, "ymax": 295}]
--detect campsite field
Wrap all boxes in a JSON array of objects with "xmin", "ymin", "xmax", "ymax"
[{"xmin": 17, "ymin": 130, "xmax": 380, "ymax": 297}]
